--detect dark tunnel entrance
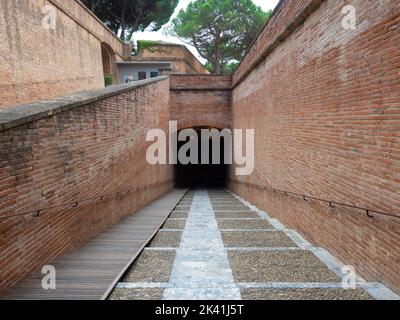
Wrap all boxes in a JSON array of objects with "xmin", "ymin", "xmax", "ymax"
[{"xmin": 175, "ymin": 127, "xmax": 229, "ymax": 188}]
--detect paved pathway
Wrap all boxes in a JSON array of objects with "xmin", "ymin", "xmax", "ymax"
[
  {"xmin": 110, "ymin": 190, "xmax": 399, "ymax": 300},
  {"xmin": 163, "ymin": 190, "xmax": 240, "ymax": 300}
]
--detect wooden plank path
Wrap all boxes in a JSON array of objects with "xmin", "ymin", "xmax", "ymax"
[{"xmin": 1, "ymin": 189, "xmax": 187, "ymax": 300}]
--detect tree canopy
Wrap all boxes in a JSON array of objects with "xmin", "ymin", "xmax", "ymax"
[
  {"xmin": 82, "ymin": 0, "xmax": 179, "ymax": 41},
  {"xmin": 168, "ymin": 0, "xmax": 271, "ymax": 74}
]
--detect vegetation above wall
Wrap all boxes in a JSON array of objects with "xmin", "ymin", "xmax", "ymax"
[
  {"xmin": 168, "ymin": 0, "xmax": 271, "ymax": 74},
  {"xmin": 136, "ymin": 40, "xmax": 174, "ymax": 55},
  {"xmin": 81, "ymin": 0, "xmax": 179, "ymax": 41}
]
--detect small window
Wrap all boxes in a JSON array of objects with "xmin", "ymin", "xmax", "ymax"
[
  {"xmin": 150, "ymin": 71, "xmax": 159, "ymax": 78},
  {"xmin": 138, "ymin": 72, "xmax": 147, "ymax": 80}
]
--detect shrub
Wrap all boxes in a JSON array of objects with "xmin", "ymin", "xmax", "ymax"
[{"xmin": 104, "ymin": 74, "xmax": 113, "ymax": 86}]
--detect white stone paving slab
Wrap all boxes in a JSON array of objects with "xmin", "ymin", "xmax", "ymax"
[{"xmin": 163, "ymin": 190, "xmax": 242, "ymax": 300}]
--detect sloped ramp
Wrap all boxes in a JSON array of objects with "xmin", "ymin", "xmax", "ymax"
[{"xmin": 1, "ymin": 189, "xmax": 187, "ymax": 300}]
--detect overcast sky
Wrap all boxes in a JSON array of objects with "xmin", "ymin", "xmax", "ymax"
[{"xmin": 132, "ymin": 0, "xmax": 280, "ymax": 63}]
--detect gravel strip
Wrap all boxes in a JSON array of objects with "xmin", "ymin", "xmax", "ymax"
[
  {"xmin": 228, "ymin": 250, "xmax": 340, "ymax": 283},
  {"xmin": 149, "ymin": 231, "xmax": 183, "ymax": 248},
  {"xmin": 218, "ymin": 219, "xmax": 272, "ymax": 230},
  {"xmin": 172, "ymin": 209, "xmax": 190, "ymax": 213},
  {"xmin": 210, "ymin": 200, "xmax": 243, "ymax": 204},
  {"xmin": 108, "ymin": 288, "xmax": 165, "ymax": 300},
  {"xmin": 123, "ymin": 250, "xmax": 176, "ymax": 283},
  {"xmin": 215, "ymin": 212, "xmax": 260, "ymax": 219},
  {"xmin": 212, "ymin": 205, "xmax": 250, "ymax": 209},
  {"xmin": 240, "ymin": 288, "xmax": 373, "ymax": 300},
  {"xmin": 162, "ymin": 218, "xmax": 187, "ymax": 230},
  {"xmin": 221, "ymin": 231, "xmax": 296, "ymax": 248},
  {"xmin": 170, "ymin": 211, "xmax": 189, "ymax": 218},
  {"xmin": 211, "ymin": 204, "xmax": 245, "ymax": 208},
  {"xmin": 175, "ymin": 206, "xmax": 191, "ymax": 211},
  {"xmin": 178, "ymin": 201, "xmax": 193, "ymax": 205},
  {"xmin": 208, "ymin": 196, "xmax": 236, "ymax": 198},
  {"xmin": 213, "ymin": 207, "xmax": 252, "ymax": 212}
]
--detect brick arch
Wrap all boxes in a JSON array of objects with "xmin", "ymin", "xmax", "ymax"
[
  {"xmin": 101, "ymin": 42, "xmax": 118, "ymax": 84},
  {"xmin": 176, "ymin": 120, "xmax": 230, "ymax": 132}
]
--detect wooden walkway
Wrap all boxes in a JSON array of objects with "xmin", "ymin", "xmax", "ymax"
[{"xmin": 1, "ymin": 189, "xmax": 187, "ymax": 300}]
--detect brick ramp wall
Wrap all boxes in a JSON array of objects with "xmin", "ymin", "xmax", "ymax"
[
  {"xmin": 0, "ymin": 78, "xmax": 173, "ymax": 292},
  {"xmin": 229, "ymin": 0, "xmax": 400, "ymax": 293}
]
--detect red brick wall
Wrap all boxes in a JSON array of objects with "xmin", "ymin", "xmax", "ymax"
[
  {"xmin": 0, "ymin": 78, "xmax": 173, "ymax": 292},
  {"xmin": 170, "ymin": 75, "xmax": 232, "ymax": 130},
  {"xmin": 229, "ymin": 0, "xmax": 400, "ymax": 292},
  {"xmin": 2, "ymin": 0, "xmax": 400, "ymax": 295},
  {"xmin": 0, "ymin": 0, "xmax": 131, "ymax": 109}
]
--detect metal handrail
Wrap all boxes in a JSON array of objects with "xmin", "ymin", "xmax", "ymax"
[
  {"xmin": 0, "ymin": 180, "xmax": 173, "ymax": 221},
  {"xmin": 229, "ymin": 179, "xmax": 400, "ymax": 221}
]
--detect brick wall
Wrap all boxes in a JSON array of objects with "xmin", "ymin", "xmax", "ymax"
[
  {"xmin": 0, "ymin": 78, "xmax": 173, "ymax": 292},
  {"xmin": 170, "ymin": 75, "xmax": 232, "ymax": 130},
  {"xmin": 0, "ymin": 0, "xmax": 131, "ymax": 109},
  {"xmin": 229, "ymin": 0, "xmax": 400, "ymax": 292},
  {"xmin": 2, "ymin": 0, "xmax": 400, "ymax": 295}
]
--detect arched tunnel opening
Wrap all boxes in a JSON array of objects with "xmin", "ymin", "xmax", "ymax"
[{"xmin": 174, "ymin": 127, "xmax": 229, "ymax": 188}]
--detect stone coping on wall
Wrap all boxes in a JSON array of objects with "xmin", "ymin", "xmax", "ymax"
[
  {"xmin": 170, "ymin": 74, "xmax": 233, "ymax": 91},
  {"xmin": 0, "ymin": 77, "xmax": 168, "ymax": 132}
]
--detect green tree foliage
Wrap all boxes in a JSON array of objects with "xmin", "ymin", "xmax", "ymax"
[
  {"xmin": 82, "ymin": 0, "xmax": 179, "ymax": 41},
  {"xmin": 205, "ymin": 61, "xmax": 239, "ymax": 74},
  {"xmin": 169, "ymin": 0, "xmax": 271, "ymax": 74}
]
